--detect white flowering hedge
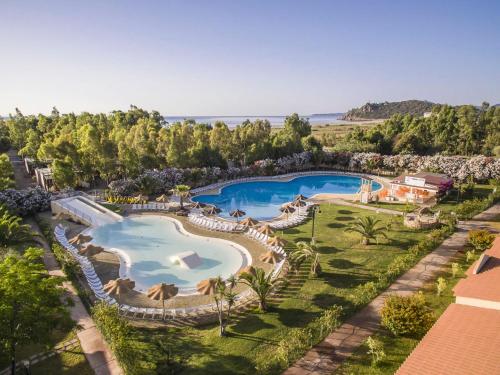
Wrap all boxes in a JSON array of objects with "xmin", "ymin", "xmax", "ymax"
[
  {"xmin": 108, "ymin": 152, "xmax": 500, "ymax": 195},
  {"xmin": 0, "ymin": 187, "xmax": 51, "ymax": 216}
]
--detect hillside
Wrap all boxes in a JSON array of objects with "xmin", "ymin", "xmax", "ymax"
[{"xmin": 341, "ymin": 100, "xmax": 435, "ymax": 120}]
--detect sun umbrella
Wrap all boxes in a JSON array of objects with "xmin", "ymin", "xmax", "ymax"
[
  {"xmin": 191, "ymin": 201, "xmax": 205, "ymax": 209},
  {"xmin": 259, "ymin": 251, "xmax": 282, "ymax": 264},
  {"xmin": 230, "ymin": 209, "xmax": 246, "ymax": 222},
  {"xmin": 266, "ymin": 236, "xmax": 287, "ymax": 248},
  {"xmin": 156, "ymin": 194, "xmax": 170, "ymax": 203},
  {"xmin": 257, "ymin": 224, "xmax": 275, "ymax": 236},
  {"xmin": 147, "ymin": 283, "xmax": 179, "ymax": 320},
  {"xmin": 204, "ymin": 206, "xmax": 221, "ymax": 216},
  {"xmin": 291, "ymin": 199, "xmax": 307, "ymax": 215},
  {"xmin": 196, "ymin": 278, "xmax": 217, "ymax": 295},
  {"xmin": 280, "ymin": 204, "xmax": 296, "ymax": 219},
  {"xmin": 135, "ymin": 194, "xmax": 149, "ymax": 203},
  {"xmin": 295, "ymin": 194, "xmax": 308, "ymax": 201},
  {"xmin": 238, "ymin": 265, "xmax": 256, "ymax": 276},
  {"xmin": 239, "ymin": 217, "xmax": 259, "ymax": 228},
  {"xmin": 103, "ymin": 278, "xmax": 135, "ymax": 305},
  {"xmin": 69, "ymin": 233, "xmax": 93, "ymax": 245},
  {"xmin": 78, "ymin": 243, "xmax": 104, "ymax": 257}
]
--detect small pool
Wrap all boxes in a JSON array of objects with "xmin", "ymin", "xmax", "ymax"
[
  {"xmin": 88, "ymin": 216, "xmax": 249, "ymax": 293},
  {"xmin": 192, "ymin": 174, "xmax": 381, "ymax": 220}
]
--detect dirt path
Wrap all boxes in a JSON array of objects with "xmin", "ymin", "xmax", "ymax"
[{"xmin": 283, "ymin": 204, "xmax": 500, "ymax": 375}]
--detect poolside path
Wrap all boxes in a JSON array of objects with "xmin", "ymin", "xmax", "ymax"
[
  {"xmin": 283, "ymin": 203, "xmax": 500, "ymax": 375},
  {"xmin": 8, "ymin": 151, "xmax": 122, "ymax": 375}
]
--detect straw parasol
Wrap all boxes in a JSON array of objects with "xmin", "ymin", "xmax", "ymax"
[
  {"xmin": 156, "ymin": 194, "xmax": 170, "ymax": 203},
  {"xmin": 259, "ymin": 250, "xmax": 281, "ymax": 264},
  {"xmin": 280, "ymin": 204, "xmax": 296, "ymax": 219},
  {"xmin": 69, "ymin": 233, "xmax": 93, "ymax": 245},
  {"xmin": 239, "ymin": 217, "xmax": 259, "ymax": 228},
  {"xmin": 238, "ymin": 265, "xmax": 256, "ymax": 276},
  {"xmin": 204, "ymin": 206, "xmax": 221, "ymax": 216},
  {"xmin": 191, "ymin": 201, "xmax": 205, "ymax": 209},
  {"xmin": 230, "ymin": 209, "xmax": 246, "ymax": 222},
  {"xmin": 266, "ymin": 236, "xmax": 287, "ymax": 248},
  {"xmin": 196, "ymin": 278, "xmax": 217, "ymax": 295},
  {"xmin": 257, "ymin": 224, "xmax": 275, "ymax": 236},
  {"xmin": 295, "ymin": 194, "xmax": 308, "ymax": 201},
  {"xmin": 103, "ymin": 278, "xmax": 135, "ymax": 305},
  {"xmin": 135, "ymin": 194, "xmax": 149, "ymax": 202},
  {"xmin": 147, "ymin": 283, "xmax": 179, "ymax": 320},
  {"xmin": 291, "ymin": 199, "xmax": 306, "ymax": 215},
  {"xmin": 78, "ymin": 243, "xmax": 104, "ymax": 257}
]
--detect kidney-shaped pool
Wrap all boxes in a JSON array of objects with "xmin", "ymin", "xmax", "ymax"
[{"xmin": 88, "ymin": 215, "xmax": 250, "ymax": 294}]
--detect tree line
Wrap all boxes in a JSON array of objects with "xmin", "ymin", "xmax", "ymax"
[
  {"xmin": 0, "ymin": 107, "xmax": 319, "ymax": 187},
  {"xmin": 323, "ymin": 103, "xmax": 500, "ymax": 156}
]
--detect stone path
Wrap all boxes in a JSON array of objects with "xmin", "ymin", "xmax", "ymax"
[{"xmin": 283, "ymin": 204, "xmax": 500, "ymax": 375}]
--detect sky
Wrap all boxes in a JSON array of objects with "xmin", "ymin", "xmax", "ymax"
[{"xmin": 1, "ymin": 0, "xmax": 499, "ymax": 116}]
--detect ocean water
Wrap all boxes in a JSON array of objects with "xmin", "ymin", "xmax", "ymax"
[
  {"xmin": 164, "ymin": 113, "xmax": 349, "ymax": 128},
  {"xmin": 192, "ymin": 174, "xmax": 382, "ymax": 220}
]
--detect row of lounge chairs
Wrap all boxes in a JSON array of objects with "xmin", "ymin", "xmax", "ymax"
[
  {"xmin": 244, "ymin": 228, "xmax": 286, "ymax": 256},
  {"xmin": 131, "ymin": 203, "xmax": 170, "ymax": 210},
  {"xmin": 271, "ymin": 204, "xmax": 313, "ymax": 229},
  {"xmin": 188, "ymin": 213, "xmax": 245, "ymax": 232}
]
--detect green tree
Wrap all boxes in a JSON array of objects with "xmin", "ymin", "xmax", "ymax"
[
  {"xmin": 0, "ymin": 154, "xmax": 15, "ymax": 190},
  {"xmin": 172, "ymin": 184, "xmax": 191, "ymax": 209},
  {"xmin": 346, "ymin": 216, "xmax": 388, "ymax": 245},
  {"xmin": 0, "ymin": 248, "xmax": 70, "ymax": 374},
  {"xmin": 291, "ymin": 241, "xmax": 321, "ymax": 277},
  {"xmin": 238, "ymin": 267, "xmax": 278, "ymax": 312},
  {"xmin": 0, "ymin": 208, "xmax": 33, "ymax": 247},
  {"xmin": 213, "ymin": 275, "xmax": 237, "ymax": 336}
]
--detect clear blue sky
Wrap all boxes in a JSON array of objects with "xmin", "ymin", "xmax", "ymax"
[{"xmin": 1, "ymin": 0, "xmax": 499, "ymax": 115}]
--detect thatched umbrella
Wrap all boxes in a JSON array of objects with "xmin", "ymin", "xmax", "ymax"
[
  {"xmin": 147, "ymin": 283, "xmax": 178, "ymax": 320},
  {"xmin": 267, "ymin": 236, "xmax": 287, "ymax": 248},
  {"xmin": 295, "ymin": 194, "xmax": 308, "ymax": 201},
  {"xmin": 204, "ymin": 206, "xmax": 221, "ymax": 216},
  {"xmin": 103, "ymin": 278, "xmax": 135, "ymax": 305},
  {"xmin": 196, "ymin": 278, "xmax": 217, "ymax": 295},
  {"xmin": 230, "ymin": 209, "xmax": 246, "ymax": 222},
  {"xmin": 291, "ymin": 199, "xmax": 306, "ymax": 215},
  {"xmin": 191, "ymin": 201, "xmax": 205, "ymax": 209},
  {"xmin": 69, "ymin": 233, "xmax": 93, "ymax": 245},
  {"xmin": 156, "ymin": 194, "xmax": 170, "ymax": 203},
  {"xmin": 79, "ymin": 244, "xmax": 104, "ymax": 257},
  {"xmin": 257, "ymin": 224, "xmax": 275, "ymax": 236},
  {"xmin": 280, "ymin": 204, "xmax": 296, "ymax": 220},
  {"xmin": 240, "ymin": 217, "xmax": 259, "ymax": 228},
  {"xmin": 259, "ymin": 251, "xmax": 281, "ymax": 264},
  {"xmin": 135, "ymin": 194, "xmax": 149, "ymax": 203},
  {"xmin": 238, "ymin": 265, "xmax": 256, "ymax": 277}
]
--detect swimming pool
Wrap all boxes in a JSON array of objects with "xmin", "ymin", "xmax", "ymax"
[
  {"xmin": 192, "ymin": 174, "xmax": 381, "ymax": 220},
  {"xmin": 88, "ymin": 215, "xmax": 250, "ymax": 293}
]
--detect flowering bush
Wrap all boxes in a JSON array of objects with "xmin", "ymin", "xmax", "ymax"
[{"xmin": 0, "ymin": 187, "xmax": 51, "ymax": 216}]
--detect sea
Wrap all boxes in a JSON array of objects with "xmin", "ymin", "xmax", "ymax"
[{"xmin": 163, "ymin": 113, "xmax": 349, "ymax": 128}]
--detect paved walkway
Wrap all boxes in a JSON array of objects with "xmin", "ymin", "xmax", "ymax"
[
  {"xmin": 7, "ymin": 151, "xmax": 122, "ymax": 375},
  {"xmin": 284, "ymin": 204, "xmax": 500, "ymax": 375}
]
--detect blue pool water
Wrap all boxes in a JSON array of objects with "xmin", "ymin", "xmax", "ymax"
[
  {"xmin": 192, "ymin": 174, "xmax": 381, "ymax": 220},
  {"xmin": 89, "ymin": 216, "xmax": 248, "ymax": 292}
]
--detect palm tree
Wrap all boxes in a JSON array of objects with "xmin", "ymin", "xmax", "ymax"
[
  {"xmin": 292, "ymin": 241, "xmax": 321, "ymax": 277},
  {"xmin": 213, "ymin": 275, "xmax": 237, "ymax": 337},
  {"xmin": 171, "ymin": 184, "xmax": 191, "ymax": 210},
  {"xmin": 0, "ymin": 209, "xmax": 33, "ymax": 247},
  {"xmin": 346, "ymin": 216, "xmax": 388, "ymax": 245},
  {"xmin": 239, "ymin": 267, "xmax": 278, "ymax": 312}
]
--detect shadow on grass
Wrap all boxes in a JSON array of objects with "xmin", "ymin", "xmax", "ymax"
[
  {"xmin": 273, "ymin": 306, "xmax": 319, "ymax": 328},
  {"xmin": 338, "ymin": 210, "xmax": 354, "ymax": 215},
  {"xmin": 321, "ymin": 271, "xmax": 373, "ymax": 289},
  {"xmin": 329, "ymin": 258, "xmax": 362, "ymax": 269},
  {"xmin": 230, "ymin": 314, "xmax": 276, "ymax": 334},
  {"xmin": 327, "ymin": 222, "xmax": 346, "ymax": 229},
  {"xmin": 312, "ymin": 292, "xmax": 351, "ymax": 309},
  {"xmin": 336, "ymin": 216, "xmax": 355, "ymax": 222}
]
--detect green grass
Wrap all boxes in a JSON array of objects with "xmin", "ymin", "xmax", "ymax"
[
  {"xmin": 434, "ymin": 184, "xmax": 495, "ymax": 214},
  {"xmin": 337, "ymin": 250, "xmax": 470, "ymax": 374},
  {"xmin": 102, "ymin": 203, "xmax": 123, "ymax": 214},
  {"xmin": 127, "ymin": 204, "xmax": 433, "ymax": 374},
  {"xmin": 356, "ymin": 201, "xmax": 417, "ymax": 213}
]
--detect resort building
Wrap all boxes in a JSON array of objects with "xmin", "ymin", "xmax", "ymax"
[
  {"xmin": 397, "ymin": 236, "xmax": 500, "ymax": 375},
  {"xmin": 34, "ymin": 167, "xmax": 54, "ymax": 191},
  {"xmin": 388, "ymin": 172, "xmax": 453, "ymax": 203}
]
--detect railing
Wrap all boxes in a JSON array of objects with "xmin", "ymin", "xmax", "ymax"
[{"xmin": 56, "ymin": 200, "xmax": 94, "ymax": 226}]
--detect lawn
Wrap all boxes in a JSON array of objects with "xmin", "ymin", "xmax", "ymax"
[
  {"xmin": 128, "ymin": 203, "xmax": 433, "ymax": 374},
  {"xmin": 434, "ymin": 183, "xmax": 495, "ymax": 214},
  {"xmin": 336, "ymin": 249, "xmax": 470, "ymax": 374},
  {"xmin": 356, "ymin": 201, "xmax": 417, "ymax": 213}
]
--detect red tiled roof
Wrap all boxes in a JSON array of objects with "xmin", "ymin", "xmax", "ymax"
[
  {"xmin": 454, "ymin": 237, "xmax": 500, "ymax": 302},
  {"xmin": 396, "ymin": 303, "xmax": 500, "ymax": 375},
  {"xmin": 391, "ymin": 172, "xmax": 452, "ymax": 188}
]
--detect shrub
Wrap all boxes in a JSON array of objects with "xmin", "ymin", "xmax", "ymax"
[
  {"xmin": 436, "ymin": 277, "xmax": 447, "ymax": 296},
  {"xmin": 349, "ymin": 281, "xmax": 378, "ymax": 306},
  {"xmin": 381, "ymin": 293, "xmax": 434, "ymax": 337},
  {"xmin": 451, "ymin": 262, "xmax": 461, "ymax": 277},
  {"xmin": 468, "ymin": 229, "xmax": 495, "ymax": 252},
  {"xmin": 366, "ymin": 336, "xmax": 386, "ymax": 366},
  {"xmin": 0, "ymin": 187, "xmax": 51, "ymax": 216},
  {"xmin": 466, "ymin": 250, "xmax": 476, "ymax": 263}
]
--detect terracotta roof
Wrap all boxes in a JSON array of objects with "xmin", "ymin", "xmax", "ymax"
[
  {"xmin": 454, "ymin": 237, "xmax": 500, "ymax": 302},
  {"xmin": 391, "ymin": 172, "xmax": 452, "ymax": 187},
  {"xmin": 396, "ymin": 303, "xmax": 500, "ymax": 375}
]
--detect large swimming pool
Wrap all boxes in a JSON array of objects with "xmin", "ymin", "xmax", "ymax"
[
  {"xmin": 192, "ymin": 174, "xmax": 381, "ymax": 220},
  {"xmin": 88, "ymin": 216, "xmax": 250, "ymax": 293}
]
